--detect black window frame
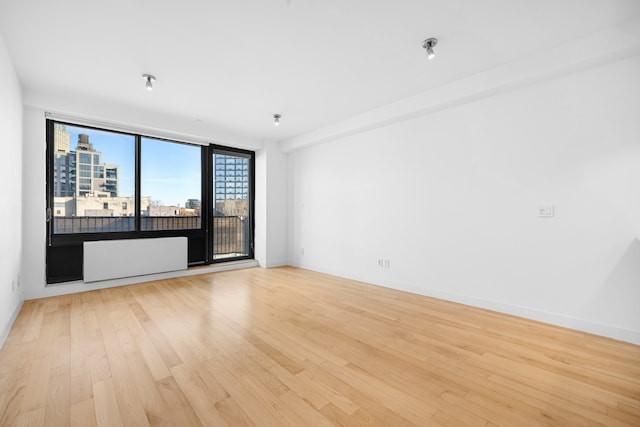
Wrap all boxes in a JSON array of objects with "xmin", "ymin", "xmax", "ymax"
[
  {"xmin": 209, "ymin": 145, "xmax": 256, "ymax": 262},
  {"xmin": 45, "ymin": 119, "xmax": 255, "ymax": 284}
]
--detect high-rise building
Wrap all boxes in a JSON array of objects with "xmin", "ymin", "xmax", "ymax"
[
  {"xmin": 52, "ymin": 152, "xmax": 76, "ymax": 197},
  {"xmin": 52, "ymin": 125, "xmax": 75, "ymax": 197},
  {"xmin": 74, "ymin": 134, "xmax": 120, "ymax": 197},
  {"xmin": 52, "ymin": 124, "xmax": 75, "ymax": 197},
  {"xmin": 52, "ymin": 130, "xmax": 120, "ymax": 199},
  {"xmin": 103, "ymin": 164, "xmax": 119, "ymax": 197},
  {"xmin": 214, "ymin": 154, "xmax": 249, "ymax": 216},
  {"xmin": 53, "ymin": 123, "xmax": 70, "ymax": 154}
]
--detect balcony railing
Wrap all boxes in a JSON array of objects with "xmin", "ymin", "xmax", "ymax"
[
  {"xmin": 54, "ymin": 216, "xmax": 136, "ymax": 233},
  {"xmin": 53, "ymin": 215, "xmax": 250, "ymax": 258},
  {"xmin": 141, "ymin": 216, "xmax": 202, "ymax": 231},
  {"xmin": 212, "ymin": 215, "xmax": 250, "ymax": 259}
]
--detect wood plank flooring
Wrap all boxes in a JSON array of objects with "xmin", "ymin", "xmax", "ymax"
[{"xmin": 0, "ymin": 266, "xmax": 639, "ymax": 426}]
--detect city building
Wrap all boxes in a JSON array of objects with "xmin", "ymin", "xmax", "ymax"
[
  {"xmin": 52, "ymin": 130, "xmax": 120, "ymax": 199},
  {"xmin": 214, "ymin": 153, "xmax": 249, "ymax": 216},
  {"xmin": 74, "ymin": 132, "xmax": 120, "ymax": 197},
  {"xmin": 146, "ymin": 205, "xmax": 180, "ymax": 217},
  {"xmin": 52, "ymin": 146, "xmax": 76, "ymax": 197},
  {"xmin": 185, "ymin": 198, "xmax": 200, "ymax": 210},
  {"xmin": 53, "ymin": 123, "xmax": 70, "ymax": 154},
  {"xmin": 54, "ymin": 196, "xmax": 150, "ymax": 217}
]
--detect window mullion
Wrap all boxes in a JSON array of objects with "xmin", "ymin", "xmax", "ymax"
[{"xmin": 135, "ymin": 135, "xmax": 141, "ymax": 232}]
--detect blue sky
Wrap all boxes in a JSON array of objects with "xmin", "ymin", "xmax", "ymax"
[{"xmin": 66, "ymin": 126, "xmax": 201, "ymax": 206}]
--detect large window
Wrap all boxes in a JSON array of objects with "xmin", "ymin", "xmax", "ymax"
[
  {"xmin": 141, "ymin": 137, "xmax": 201, "ymax": 231},
  {"xmin": 46, "ymin": 120, "xmax": 254, "ymax": 284},
  {"xmin": 51, "ymin": 124, "xmax": 135, "ymax": 233}
]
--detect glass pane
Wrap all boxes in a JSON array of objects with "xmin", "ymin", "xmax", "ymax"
[
  {"xmin": 140, "ymin": 138, "xmax": 201, "ymax": 231},
  {"xmin": 52, "ymin": 123, "xmax": 135, "ymax": 233},
  {"xmin": 212, "ymin": 152, "xmax": 251, "ymax": 259}
]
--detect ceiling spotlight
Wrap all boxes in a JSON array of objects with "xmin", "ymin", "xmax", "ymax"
[
  {"xmin": 422, "ymin": 38, "xmax": 438, "ymax": 60},
  {"xmin": 142, "ymin": 74, "xmax": 156, "ymax": 90},
  {"xmin": 273, "ymin": 114, "xmax": 281, "ymax": 126}
]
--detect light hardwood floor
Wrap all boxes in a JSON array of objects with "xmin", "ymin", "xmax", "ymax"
[{"xmin": 0, "ymin": 266, "xmax": 638, "ymax": 426}]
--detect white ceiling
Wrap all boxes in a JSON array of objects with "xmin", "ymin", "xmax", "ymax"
[{"xmin": 1, "ymin": 0, "xmax": 639, "ymax": 143}]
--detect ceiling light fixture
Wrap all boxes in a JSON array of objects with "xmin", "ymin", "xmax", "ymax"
[
  {"xmin": 273, "ymin": 113, "xmax": 281, "ymax": 126},
  {"xmin": 142, "ymin": 74, "xmax": 156, "ymax": 90},
  {"xmin": 422, "ymin": 38, "xmax": 438, "ymax": 60}
]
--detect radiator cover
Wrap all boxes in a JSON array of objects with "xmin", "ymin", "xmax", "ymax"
[{"xmin": 83, "ymin": 237, "xmax": 188, "ymax": 283}]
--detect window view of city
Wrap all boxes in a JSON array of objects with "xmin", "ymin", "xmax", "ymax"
[
  {"xmin": 212, "ymin": 152, "xmax": 251, "ymax": 259},
  {"xmin": 49, "ymin": 122, "xmax": 253, "ymax": 261},
  {"xmin": 52, "ymin": 124, "xmax": 201, "ymax": 233},
  {"xmin": 141, "ymin": 137, "xmax": 201, "ymax": 231}
]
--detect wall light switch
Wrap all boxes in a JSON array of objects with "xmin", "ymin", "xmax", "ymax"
[{"xmin": 538, "ymin": 205, "xmax": 554, "ymax": 218}]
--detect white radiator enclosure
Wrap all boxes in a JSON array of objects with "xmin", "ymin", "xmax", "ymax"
[{"xmin": 84, "ymin": 237, "xmax": 188, "ymax": 283}]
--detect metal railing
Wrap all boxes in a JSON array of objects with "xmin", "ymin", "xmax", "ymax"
[
  {"xmin": 54, "ymin": 216, "xmax": 136, "ymax": 233},
  {"xmin": 212, "ymin": 216, "xmax": 250, "ymax": 258},
  {"xmin": 141, "ymin": 216, "xmax": 201, "ymax": 231},
  {"xmin": 53, "ymin": 215, "xmax": 250, "ymax": 258}
]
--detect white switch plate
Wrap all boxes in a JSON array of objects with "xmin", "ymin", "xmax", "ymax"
[{"xmin": 538, "ymin": 205, "xmax": 554, "ymax": 217}]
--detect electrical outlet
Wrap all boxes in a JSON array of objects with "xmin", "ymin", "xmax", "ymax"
[{"xmin": 300, "ymin": 248, "xmax": 305, "ymax": 255}]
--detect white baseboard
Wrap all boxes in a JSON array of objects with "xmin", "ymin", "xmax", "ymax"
[
  {"xmin": 293, "ymin": 261, "xmax": 640, "ymax": 345},
  {"xmin": 384, "ymin": 280, "xmax": 640, "ymax": 345},
  {"xmin": 263, "ymin": 260, "xmax": 289, "ymax": 268},
  {"xmin": 0, "ymin": 300, "xmax": 24, "ymax": 350},
  {"xmin": 31, "ymin": 260, "xmax": 259, "ymax": 300}
]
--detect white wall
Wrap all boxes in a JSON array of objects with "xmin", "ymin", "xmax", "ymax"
[
  {"xmin": 265, "ymin": 141, "xmax": 288, "ymax": 267},
  {"xmin": 288, "ymin": 54, "xmax": 640, "ymax": 344},
  {"xmin": 255, "ymin": 141, "xmax": 288, "ymax": 268},
  {"xmin": 255, "ymin": 145, "xmax": 268, "ymax": 266},
  {"xmin": 0, "ymin": 33, "xmax": 24, "ymax": 346},
  {"xmin": 21, "ymin": 106, "xmax": 46, "ymax": 300}
]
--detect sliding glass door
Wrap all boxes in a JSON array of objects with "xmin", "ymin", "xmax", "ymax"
[{"xmin": 210, "ymin": 147, "xmax": 254, "ymax": 261}]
